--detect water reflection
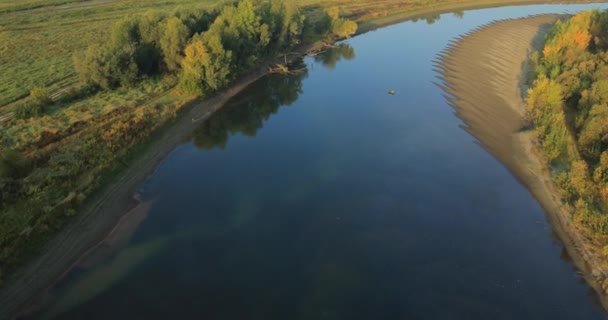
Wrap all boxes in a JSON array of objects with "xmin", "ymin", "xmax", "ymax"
[
  {"xmin": 411, "ymin": 13, "xmax": 442, "ymax": 24},
  {"xmin": 452, "ymin": 10, "xmax": 465, "ymax": 19},
  {"xmin": 192, "ymin": 43, "xmax": 357, "ymax": 150},
  {"xmin": 192, "ymin": 61, "xmax": 309, "ymax": 149},
  {"xmin": 313, "ymin": 43, "xmax": 356, "ymax": 70},
  {"xmin": 26, "ymin": 4, "xmax": 608, "ymax": 319}
]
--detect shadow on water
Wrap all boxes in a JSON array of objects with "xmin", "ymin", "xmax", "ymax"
[
  {"xmin": 33, "ymin": 45, "xmax": 361, "ymax": 320},
  {"xmin": 420, "ymin": 13, "xmax": 441, "ymax": 24},
  {"xmin": 192, "ymin": 43, "xmax": 356, "ymax": 150},
  {"xmin": 192, "ymin": 60, "xmax": 309, "ymax": 150},
  {"xmin": 452, "ymin": 10, "xmax": 465, "ymax": 19},
  {"xmin": 313, "ymin": 43, "xmax": 356, "ymax": 70}
]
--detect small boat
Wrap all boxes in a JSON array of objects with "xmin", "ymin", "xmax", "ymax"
[{"xmin": 388, "ymin": 90, "xmax": 396, "ymax": 95}]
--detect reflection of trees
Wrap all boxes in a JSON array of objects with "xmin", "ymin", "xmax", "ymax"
[
  {"xmin": 192, "ymin": 61, "xmax": 309, "ymax": 149},
  {"xmin": 424, "ymin": 13, "xmax": 441, "ymax": 25},
  {"xmin": 314, "ymin": 43, "xmax": 356, "ymax": 70},
  {"xmin": 452, "ymin": 10, "xmax": 464, "ymax": 19},
  {"xmin": 411, "ymin": 13, "xmax": 442, "ymax": 25}
]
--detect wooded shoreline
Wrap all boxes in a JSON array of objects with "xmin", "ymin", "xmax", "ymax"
[
  {"xmin": 2, "ymin": 1, "xmax": 608, "ymax": 319},
  {"xmin": 0, "ymin": 41, "xmax": 326, "ymax": 319},
  {"xmin": 437, "ymin": 14, "xmax": 608, "ymax": 312}
]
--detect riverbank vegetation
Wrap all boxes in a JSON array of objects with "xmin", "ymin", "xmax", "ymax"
[
  {"xmin": 0, "ymin": 0, "xmax": 601, "ymax": 293},
  {"xmin": 0, "ymin": 0, "xmax": 544, "ymax": 109},
  {"xmin": 527, "ymin": 9, "xmax": 608, "ymax": 252},
  {"xmin": 0, "ymin": 0, "xmax": 359, "ymax": 285}
]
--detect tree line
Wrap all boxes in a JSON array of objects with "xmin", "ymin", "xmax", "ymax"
[
  {"xmin": 0, "ymin": 1, "xmax": 357, "ymax": 286},
  {"xmin": 527, "ymin": 9, "xmax": 608, "ymax": 250},
  {"xmin": 74, "ymin": 0, "xmax": 357, "ymax": 97}
]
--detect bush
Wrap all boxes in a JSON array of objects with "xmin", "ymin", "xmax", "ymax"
[
  {"xmin": 160, "ymin": 17, "xmax": 190, "ymax": 72},
  {"xmin": 30, "ymin": 87, "xmax": 51, "ymax": 106},
  {"xmin": 0, "ymin": 149, "xmax": 30, "ymax": 179},
  {"xmin": 332, "ymin": 19, "xmax": 358, "ymax": 38},
  {"xmin": 57, "ymin": 84, "xmax": 99, "ymax": 104},
  {"xmin": 319, "ymin": 7, "xmax": 358, "ymax": 39},
  {"xmin": 14, "ymin": 101, "xmax": 44, "ymax": 119},
  {"xmin": 14, "ymin": 87, "xmax": 52, "ymax": 119}
]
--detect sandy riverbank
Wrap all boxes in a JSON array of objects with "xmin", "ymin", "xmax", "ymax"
[
  {"xmin": 436, "ymin": 14, "xmax": 608, "ymax": 311},
  {"xmin": 2, "ymin": 1, "xmax": 608, "ymax": 318}
]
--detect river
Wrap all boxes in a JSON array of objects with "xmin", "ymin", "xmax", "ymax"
[{"xmin": 35, "ymin": 3, "xmax": 608, "ymax": 319}]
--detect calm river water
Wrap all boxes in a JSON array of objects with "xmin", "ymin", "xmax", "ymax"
[{"xmin": 37, "ymin": 3, "xmax": 608, "ymax": 319}]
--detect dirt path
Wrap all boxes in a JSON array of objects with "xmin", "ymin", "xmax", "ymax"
[
  {"xmin": 56, "ymin": 0, "xmax": 115, "ymax": 10},
  {"xmin": 436, "ymin": 14, "xmax": 608, "ymax": 311}
]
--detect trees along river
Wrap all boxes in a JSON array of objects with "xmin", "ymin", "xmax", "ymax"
[
  {"xmin": 33, "ymin": 4, "xmax": 608, "ymax": 320},
  {"xmin": 527, "ymin": 10, "xmax": 608, "ymax": 248},
  {"xmin": 0, "ymin": 0, "xmax": 357, "ymax": 286}
]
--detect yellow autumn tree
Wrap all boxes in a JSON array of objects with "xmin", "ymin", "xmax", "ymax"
[{"xmin": 570, "ymin": 160, "xmax": 595, "ymax": 198}]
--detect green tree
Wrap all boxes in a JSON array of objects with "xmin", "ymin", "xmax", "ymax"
[
  {"xmin": 578, "ymin": 103, "xmax": 608, "ymax": 160},
  {"xmin": 326, "ymin": 7, "xmax": 340, "ymax": 21},
  {"xmin": 160, "ymin": 17, "xmax": 190, "ymax": 72},
  {"xmin": 332, "ymin": 19, "xmax": 358, "ymax": 38},
  {"xmin": 73, "ymin": 43, "xmax": 106, "ymax": 88},
  {"xmin": 179, "ymin": 36, "xmax": 209, "ymax": 95},
  {"xmin": 215, "ymin": 0, "xmax": 262, "ymax": 69},
  {"xmin": 201, "ymin": 32, "xmax": 233, "ymax": 90},
  {"xmin": 74, "ymin": 18, "xmax": 140, "ymax": 89},
  {"xmin": 137, "ymin": 10, "xmax": 166, "ymax": 44},
  {"xmin": 109, "ymin": 16, "xmax": 141, "ymax": 49},
  {"xmin": 258, "ymin": 0, "xmax": 304, "ymax": 53},
  {"xmin": 276, "ymin": 2, "xmax": 305, "ymax": 51},
  {"xmin": 323, "ymin": 7, "xmax": 358, "ymax": 38},
  {"xmin": 179, "ymin": 32, "xmax": 233, "ymax": 95},
  {"xmin": 0, "ymin": 149, "xmax": 29, "ymax": 179},
  {"xmin": 30, "ymin": 87, "xmax": 51, "ymax": 106}
]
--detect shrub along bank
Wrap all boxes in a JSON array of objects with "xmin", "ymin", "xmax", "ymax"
[
  {"xmin": 527, "ymin": 10, "xmax": 608, "ymax": 252},
  {"xmin": 0, "ymin": 0, "xmax": 356, "ymax": 285}
]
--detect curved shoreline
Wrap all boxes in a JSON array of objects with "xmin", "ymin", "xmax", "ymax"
[
  {"xmin": 0, "ymin": 41, "xmax": 322, "ymax": 319},
  {"xmin": 2, "ymin": 1, "xmax": 608, "ymax": 319},
  {"xmin": 436, "ymin": 14, "xmax": 608, "ymax": 311}
]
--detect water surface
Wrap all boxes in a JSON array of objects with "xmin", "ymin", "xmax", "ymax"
[{"xmin": 40, "ymin": 4, "xmax": 608, "ymax": 319}]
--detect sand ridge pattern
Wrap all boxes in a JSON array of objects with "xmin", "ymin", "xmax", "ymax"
[
  {"xmin": 435, "ymin": 14, "xmax": 557, "ymax": 169},
  {"xmin": 436, "ymin": 14, "xmax": 608, "ymax": 310}
]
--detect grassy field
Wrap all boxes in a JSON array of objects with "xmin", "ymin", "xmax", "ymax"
[
  {"xmin": 0, "ymin": 0, "xmax": 220, "ymax": 107},
  {"xmin": 0, "ymin": 0, "xmax": 497, "ymax": 108}
]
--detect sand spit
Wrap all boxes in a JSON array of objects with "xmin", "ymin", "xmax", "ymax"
[{"xmin": 437, "ymin": 15, "xmax": 608, "ymax": 310}]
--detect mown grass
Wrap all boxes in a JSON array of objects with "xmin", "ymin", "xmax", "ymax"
[
  {"xmin": 0, "ymin": 0, "xmax": 85, "ymax": 13},
  {"xmin": 0, "ymin": 0, "xmax": 219, "ymax": 106}
]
